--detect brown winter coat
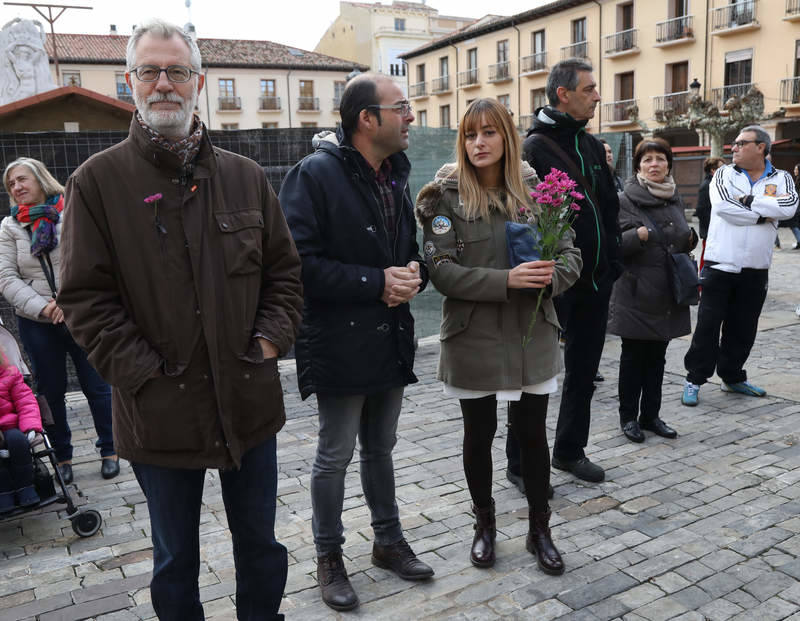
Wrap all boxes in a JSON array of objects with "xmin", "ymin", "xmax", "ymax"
[
  {"xmin": 415, "ymin": 162, "xmax": 582, "ymax": 391},
  {"xmin": 608, "ymin": 178, "xmax": 694, "ymax": 342},
  {"xmin": 58, "ymin": 117, "xmax": 303, "ymax": 469}
]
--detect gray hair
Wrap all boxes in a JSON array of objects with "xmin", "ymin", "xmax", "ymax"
[
  {"xmin": 3, "ymin": 158, "xmax": 64, "ymax": 206},
  {"xmin": 740, "ymin": 125, "xmax": 771, "ymax": 156},
  {"xmin": 126, "ymin": 18, "xmax": 202, "ymax": 72},
  {"xmin": 546, "ymin": 58, "xmax": 593, "ymax": 107}
]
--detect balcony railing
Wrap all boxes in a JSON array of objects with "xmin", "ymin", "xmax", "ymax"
[
  {"xmin": 653, "ymin": 91, "xmax": 690, "ymax": 116},
  {"xmin": 780, "ymin": 77, "xmax": 800, "ymax": 104},
  {"xmin": 520, "ymin": 52, "xmax": 547, "ymax": 74},
  {"xmin": 604, "ymin": 29, "xmax": 638, "ymax": 55},
  {"xmin": 298, "ymin": 96, "xmax": 319, "ymax": 111},
  {"xmin": 409, "ymin": 82, "xmax": 428, "ymax": 98},
  {"xmin": 711, "ymin": 83, "xmax": 754, "ymax": 108},
  {"xmin": 488, "ymin": 61, "xmax": 511, "ymax": 83},
  {"xmin": 218, "ymin": 96, "xmax": 241, "ymax": 111},
  {"xmin": 457, "ymin": 68, "xmax": 479, "ymax": 88},
  {"xmin": 655, "ymin": 15, "xmax": 694, "ymax": 43},
  {"xmin": 789, "ymin": 0, "xmax": 800, "ymax": 17},
  {"xmin": 431, "ymin": 75, "xmax": 450, "ymax": 93},
  {"xmin": 560, "ymin": 41, "xmax": 589, "ymax": 60},
  {"xmin": 518, "ymin": 114, "xmax": 534, "ymax": 130},
  {"xmin": 711, "ymin": 0, "xmax": 757, "ymax": 31},
  {"xmin": 116, "ymin": 93, "xmax": 134, "ymax": 105},
  {"xmin": 603, "ymin": 99, "xmax": 637, "ymax": 122},
  {"xmin": 258, "ymin": 96, "xmax": 280, "ymax": 111},
  {"xmin": 333, "ymin": 96, "xmax": 342, "ymax": 111}
]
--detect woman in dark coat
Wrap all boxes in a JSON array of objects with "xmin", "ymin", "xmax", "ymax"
[{"xmin": 608, "ymin": 138, "xmax": 696, "ymax": 443}]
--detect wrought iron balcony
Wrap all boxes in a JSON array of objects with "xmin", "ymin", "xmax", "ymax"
[
  {"xmin": 603, "ymin": 99, "xmax": 637, "ymax": 123},
  {"xmin": 711, "ymin": 0, "xmax": 758, "ymax": 32},
  {"xmin": 780, "ymin": 77, "xmax": 800, "ymax": 105},
  {"xmin": 655, "ymin": 15, "xmax": 694, "ymax": 43},
  {"xmin": 604, "ymin": 29, "xmax": 638, "ymax": 55},
  {"xmin": 457, "ymin": 68, "xmax": 479, "ymax": 88},
  {"xmin": 711, "ymin": 83, "xmax": 754, "ymax": 108},
  {"xmin": 488, "ymin": 61, "xmax": 511, "ymax": 83},
  {"xmin": 653, "ymin": 91, "xmax": 689, "ymax": 116},
  {"xmin": 560, "ymin": 41, "xmax": 589, "ymax": 60},
  {"xmin": 218, "ymin": 96, "xmax": 241, "ymax": 111},
  {"xmin": 298, "ymin": 96, "xmax": 319, "ymax": 111},
  {"xmin": 518, "ymin": 114, "xmax": 534, "ymax": 130},
  {"xmin": 520, "ymin": 52, "xmax": 547, "ymax": 74},
  {"xmin": 258, "ymin": 96, "xmax": 280, "ymax": 111},
  {"xmin": 431, "ymin": 75, "xmax": 450, "ymax": 93},
  {"xmin": 788, "ymin": 0, "xmax": 800, "ymax": 18},
  {"xmin": 409, "ymin": 82, "xmax": 428, "ymax": 98}
]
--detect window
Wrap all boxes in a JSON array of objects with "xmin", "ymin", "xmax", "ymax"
[
  {"xmin": 334, "ymin": 80, "xmax": 346, "ymax": 109},
  {"xmin": 261, "ymin": 79, "xmax": 276, "ymax": 97},
  {"xmin": 670, "ymin": 0, "xmax": 688, "ymax": 18},
  {"xmin": 439, "ymin": 56, "xmax": 449, "ymax": 77},
  {"xmin": 531, "ymin": 88, "xmax": 546, "ymax": 111},
  {"xmin": 572, "ymin": 18, "xmax": 586, "ymax": 44},
  {"xmin": 299, "ymin": 80, "xmax": 314, "ymax": 97},
  {"xmin": 724, "ymin": 49, "xmax": 752, "ymax": 87},
  {"xmin": 301, "ymin": 122, "xmax": 318, "ymax": 128},
  {"xmin": 389, "ymin": 63, "xmax": 406, "ymax": 77},
  {"xmin": 616, "ymin": 71, "xmax": 634, "ymax": 101},
  {"xmin": 618, "ymin": 2, "xmax": 634, "ymax": 31},
  {"xmin": 497, "ymin": 39, "xmax": 509, "ymax": 63},
  {"xmin": 221, "ymin": 123, "xmax": 239, "ymax": 130},
  {"xmin": 416, "ymin": 64, "xmax": 425, "ymax": 83},
  {"xmin": 299, "ymin": 80, "xmax": 316, "ymax": 110},
  {"xmin": 262, "ymin": 122, "xmax": 278, "ymax": 128},
  {"xmin": 115, "ymin": 73, "xmax": 131, "ymax": 100},
  {"xmin": 62, "ymin": 71, "xmax": 81, "ymax": 87},
  {"xmin": 395, "ymin": 18, "xmax": 405, "ymax": 31},
  {"xmin": 440, "ymin": 104, "xmax": 450, "ymax": 128},
  {"xmin": 467, "ymin": 48, "xmax": 478, "ymax": 70},
  {"xmin": 417, "ymin": 110, "xmax": 427, "ymax": 127},
  {"xmin": 532, "ymin": 30, "xmax": 545, "ymax": 55},
  {"xmin": 219, "ymin": 79, "xmax": 235, "ymax": 97},
  {"xmin": 497, "ymin": 94, "xmax": 510, "ymax": 110},
  {"xmin": 667, "ymin": 61, "xmax": 688, "ymax": 93}
]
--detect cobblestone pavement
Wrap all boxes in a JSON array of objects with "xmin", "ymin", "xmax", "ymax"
[{"xmin": 3, "ymin": 234, "xmax": 800, "ymax": 620}]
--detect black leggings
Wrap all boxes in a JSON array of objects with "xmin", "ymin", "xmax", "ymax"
[{"xmin": 460, "ymin": 393, "xmax": 551, "ymax": 512}]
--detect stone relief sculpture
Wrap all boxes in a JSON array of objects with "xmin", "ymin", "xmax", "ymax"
[{"xmin": 0, "ymin": 18, "xmax": 56, "ymax": 106}]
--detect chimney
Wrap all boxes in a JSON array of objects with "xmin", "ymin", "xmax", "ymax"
[
  {"xmin": 185, "ymin": 23, "xmax": 197, "ymax": 40},
  {"xmin": 110, "ymin": 24, "xmax": 118, "ymax": 35}
]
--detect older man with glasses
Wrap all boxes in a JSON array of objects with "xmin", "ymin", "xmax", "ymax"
[
  {"xmin": 58, "ymin": 19, "xmax": 303, "ymax": 620},
  {"xmin": 681, "ymin": 125, "xmax": 798, "ymax": 406},
  {"xmin": 279, "ymin": 72, "xmax": 432, "ymax": 612}
]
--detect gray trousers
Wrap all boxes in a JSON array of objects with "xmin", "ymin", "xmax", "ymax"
[{"xmin": 311, "ymin": 387, "xmax": 404, "ymax": 555}]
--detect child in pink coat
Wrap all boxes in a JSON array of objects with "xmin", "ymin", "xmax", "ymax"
[{"xmin": 0, "ymin": 347, "xmax": 43, "ymax": 512}]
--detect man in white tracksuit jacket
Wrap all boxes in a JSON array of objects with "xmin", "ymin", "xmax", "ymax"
[{"xmin": 682, "ymin": 125, "xmax": 799, "ymax": 406}]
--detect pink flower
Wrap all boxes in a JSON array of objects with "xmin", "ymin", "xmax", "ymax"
[
  {"xmin": 569, "ymin": 191, "xmax": 584, "ymax": 201},
  {"xmin": 144, "ymin": 193, "xmax": 163, "ymax": 204},
  {"xmin": 570, "ymin": 203, "xmax": 581, "ymax": 211}
]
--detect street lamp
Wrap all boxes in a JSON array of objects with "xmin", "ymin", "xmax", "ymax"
[{"xmin": 689, "ymin": 78, "xmax": 701, "ymax": 98}]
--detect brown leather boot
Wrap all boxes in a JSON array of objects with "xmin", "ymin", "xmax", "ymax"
[
  {"xmin": 470, "ymin": 499, "xmax": 496, "ymax": 568},
  {"xmin": 317, "ymin": 550, "xmax": 359, "ymax": 611},
  {"xmin": 526, "ymin": 509, "xmax": 564, "ymax": 575}
]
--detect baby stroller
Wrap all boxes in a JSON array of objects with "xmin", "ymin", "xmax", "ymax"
[{"xmin": 0, "ymin": 321, "xmax": 102, "ymax": 537}]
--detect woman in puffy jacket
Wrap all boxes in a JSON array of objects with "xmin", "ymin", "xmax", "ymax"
[
  {"xmin": 415, "ymin": 99, "xmax": 581, "ymax": 575},
  {"xmin": 608, "ymin": 138, "xmax": 696, "ymax": 443},
  {"xmin": 0, "ymin": 158, "xmax": 117, "ymax": 484}
]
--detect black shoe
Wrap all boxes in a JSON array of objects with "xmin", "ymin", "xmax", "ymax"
[
  {"xmin": 621, "ymin": 421, "xmax": 645, "ymax": 443},
  {"xmin": 551, "ymin": 455, "xmax": 605, "ymax": 482},
  {"xmin": 58, "ymin": 463, "xmax": 73, "ymax": 485},
  {"xmin": 594, "ymin": 373, "xmax": 605, "ymax": 382},
  {"xmin": 640, "ymin": 418, "xmax": 677, "ymax": 439},
  {"xmin": 317, "ymin": 551, "xmax": 359, "ymax": 611},
  {"xmin": 101, "ymin": 457, "xmax": 120, "ymax": 479},
  {"xmin": 372, "ymin": 538, "xmax": 434, "ymax": 580},
  {"xmin": 506, "ymin": 469, "xmax": 554, "ymax": 498}
]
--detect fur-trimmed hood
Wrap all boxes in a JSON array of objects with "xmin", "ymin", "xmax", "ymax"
[{"xmin": 415, "ymin": 160, "xmax": 539, "ymax": 224}]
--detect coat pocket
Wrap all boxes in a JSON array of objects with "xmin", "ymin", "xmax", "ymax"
[
  {"xmin": 440, "ymin": 298, "xmax": 476, "ymax": 341},
  {"xmin": 215, "ymin": 210, "xmax": 264, "ymax": 275}
]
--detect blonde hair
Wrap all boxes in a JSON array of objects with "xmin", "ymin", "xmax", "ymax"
[
  {"xmin": 3, "ymin": 158, "xmax": 64, "ymax": 206},
  {"xmin": 456, "ymin": 99, "xmax": 533, "ymax": 220}
]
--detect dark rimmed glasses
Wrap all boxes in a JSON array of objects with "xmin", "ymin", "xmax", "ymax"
[
  {"xmin": 732, "ymin": 139, "xmax": 761, "ymax": 149},
  {"xmin": 130, "ymin": 65, "xmax": 199, "ymax": 83}
]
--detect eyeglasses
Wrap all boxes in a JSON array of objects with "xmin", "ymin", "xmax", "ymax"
[
  {"xmin": 130, "ymin": 65, "xmax": 199, "ymax": 83},
  {"xmin": 732, "ymin": 139, "xmax": 761, "ymax": 149},
  {"xmin": 367, "ymin": 102, "xmax": 413, "ymax": 116}
]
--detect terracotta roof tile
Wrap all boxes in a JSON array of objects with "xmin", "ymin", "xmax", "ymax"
[{"xmin": 45, "ymin": 34, "xmax": 368, "ymax": 71}]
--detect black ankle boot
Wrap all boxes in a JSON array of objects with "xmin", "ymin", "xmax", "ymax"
[
  {"xmin": 470, "ymin": 499, "xmax": 496, "ymax": 568},
  {"xmin": 526, "ymin": 509, "xmax": 564, "ymax": 575}
]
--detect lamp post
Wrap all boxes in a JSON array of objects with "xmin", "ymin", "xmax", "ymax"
[{"xmin": 689, "ymin": 78, "xmax": 701, "ymax": 99}]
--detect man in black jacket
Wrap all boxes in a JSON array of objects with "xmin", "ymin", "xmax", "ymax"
[
  {"xmin": 279, "ymin": 73, "xmax": 432, "ymax": 612},
  {"xmin": 521, "ymin": 59, "xmax": 623, "ymax": 483}
]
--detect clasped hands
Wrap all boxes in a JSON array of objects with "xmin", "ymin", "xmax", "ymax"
[
  {"xmin": 382, "ymin": 261, "xmax": 422, "ymax": 307},
  {"xmin": 508, "ymin": 260, "xmax": 555, "ymax": 289},
  {"xmin": 40, "ymin": 299, "xmax": 64, "ymax": 324}
]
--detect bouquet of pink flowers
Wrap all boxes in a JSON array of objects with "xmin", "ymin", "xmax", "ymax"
[{"xmin": 519, "ymin": 169, "xmax": 583, "ymax": 347}]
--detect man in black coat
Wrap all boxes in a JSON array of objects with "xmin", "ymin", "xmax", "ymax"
[
  {"xmin": 520, "ymin": 59, "xmax": 623, "ymax": 483},
  {"xmin": 279, "ymin": 73, "xmax": 432, "ymax": 612}
]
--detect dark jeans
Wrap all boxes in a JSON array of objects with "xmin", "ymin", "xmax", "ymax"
[
  {"xmin": 463, "ymin": 394, "xmax": 551, "ymax": 512},
  {"xmin": 132, "ymin": 436, "xmax": 286, "ymax": 621},
  {"xmin": 553, "ymin": 283, "xmax": 613, "ymax": 461},
  {"xmin": 16, "ymin": 317, "xmax": 113, "ymax": 462},
  {"xmin": 619, "ymin": 339, "xmax": 669, "ymax": 424},
  {"xmin": 684, "ymin": 266, "xmax": 768, "ymax": 386},
  {"xmin": 311, "ymin": 387, "xmax": 404, "ymax": 555},
  {"xmin": 0, "ymin": 428, "xmax": 34, "ymax": 493}
]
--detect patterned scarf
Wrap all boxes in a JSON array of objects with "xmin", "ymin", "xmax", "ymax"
[
  {"xmin": 636, "ymin": 173, "xmax": 676, "ymax": 200},
  {"xmin": 11, "ymin": 194, "xmax": 64, "ymax": 257},
  {"xmin": 136, "ymin": 111, "xmax": 204, "ymax": 166}
]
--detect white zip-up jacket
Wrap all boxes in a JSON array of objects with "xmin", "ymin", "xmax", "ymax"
[{"xmin": 705, "ymin": 162, "xmax": 798, "ymax": 272}]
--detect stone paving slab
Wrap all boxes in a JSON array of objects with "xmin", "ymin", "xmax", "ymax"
[{"xmin": 3, "ymin": 235, "xmax": 800, "ymax": 619}]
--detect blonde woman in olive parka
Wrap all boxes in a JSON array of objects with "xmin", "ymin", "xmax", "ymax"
[{"xmin": 415, "ymin": 99, "xmax": 581, "ymax": 576}]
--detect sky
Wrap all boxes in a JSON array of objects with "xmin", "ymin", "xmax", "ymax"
[{"xmin": 1, "ymin": 0, "xmax": 549, "ymax": 51}]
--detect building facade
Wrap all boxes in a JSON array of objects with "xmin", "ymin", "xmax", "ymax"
[
  {"xmin": 45, "ymin": 33, "xmax": 368, "ymax": 130},
  {"xmin": 314, "ymin": 1, "xmax": 475, "ymax": 96},
  {"xmin": 400, "ymin": 0, "xmax": 800, "ymax": 143}
]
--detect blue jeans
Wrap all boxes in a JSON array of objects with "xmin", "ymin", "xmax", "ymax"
[
  {"xmin": 16, "ymin": 317, "xmax": 113, "ymax": 462},
  {"xmin": 132, "ymin": 436, "xmax": 286, "ymax": 621},
  {"xmin": 0, "ymin": 429, "xmax": 34, "ymax": 493},
  {"xmin": 311, "ymin": 387, "xmax": 404, "ymax": 555}
]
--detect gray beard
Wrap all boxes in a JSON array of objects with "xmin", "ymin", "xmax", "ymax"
[{"xmin": 134, "ymin": 89, "xmax": 197, "ymax": 140}]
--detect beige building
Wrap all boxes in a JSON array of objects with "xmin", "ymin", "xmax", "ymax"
[
  {"xmin": 400, "ymin": 0, "xmax": 800, "ymax": 143},
  {"xmin": 44, "ymin": 33, "xmax": 368, "ymax": 130},
  {"xmin": 314, "ymin": 1, "xmax": 475, "ymax": 96}
]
